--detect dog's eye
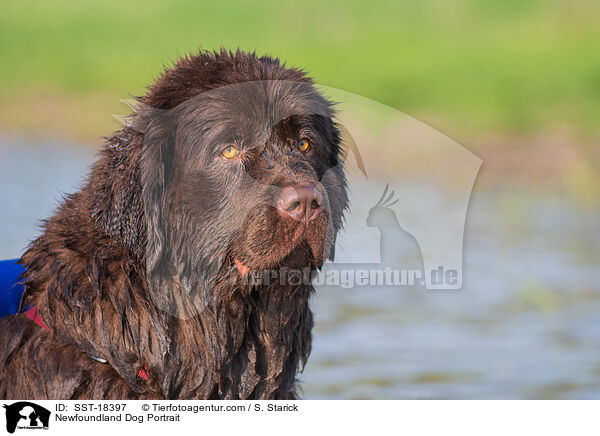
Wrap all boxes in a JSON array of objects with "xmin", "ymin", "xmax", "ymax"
[
  {"xmin": 298, "ymin": 138, "xmax": 311, "ymax": 153},
  {"xmin": 221, "ymin": 145, "xmax": 238, "ymax": 159}
]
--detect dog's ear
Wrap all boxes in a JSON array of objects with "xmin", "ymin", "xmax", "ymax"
[
  {"xmin": 89, "ymin": 127, "xmax": 146, "ymax": 258},
  {"xmin": 136, "ymin": 105, "xmax": 175, "ymax": 273},
  {"xmin": 90, "ymin": 103, "xmax": 174, "ymax": 265}
]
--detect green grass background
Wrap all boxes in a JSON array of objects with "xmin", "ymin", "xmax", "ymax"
[{"xmin": 1, "ymin": 0, "xmax": 599, "ymax": 138}]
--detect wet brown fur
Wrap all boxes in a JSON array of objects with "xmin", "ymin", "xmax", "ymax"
[{"xmin": 0, "ymin": 50, "xmax": 347, "ymax": 399}]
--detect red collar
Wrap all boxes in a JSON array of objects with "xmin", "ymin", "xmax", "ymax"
[
  {"xmin": 23, "ymin": 305, "xmax": 50, "ymax": 331},
  {"xmin": 23, "ymin": 304, "xmax": 149, "ymax": 380}
]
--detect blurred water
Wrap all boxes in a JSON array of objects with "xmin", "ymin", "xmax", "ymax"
[{"xmin": 1, "ymin": 137, "xmax": 599, "ymax": 399}]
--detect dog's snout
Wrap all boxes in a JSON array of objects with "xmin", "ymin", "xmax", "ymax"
[{"xmin": 277, "ymin": 186, "xmax": 324, "ymax": 222}]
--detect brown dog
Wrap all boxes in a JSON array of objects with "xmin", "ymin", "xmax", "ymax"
[{"xmin": 0, "ymin": 50, "xmax": 348, "ymax": 399}]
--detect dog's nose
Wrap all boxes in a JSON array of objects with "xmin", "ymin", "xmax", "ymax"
[{"xmin": 277, "ymin": 186, "xmax": 324, "ymax": 222}]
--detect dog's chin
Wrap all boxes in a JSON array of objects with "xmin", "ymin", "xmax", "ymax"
[
  {"xmin": 280, "ymin": 240, "xmax": 323, "ymax": 269},
  {"xmin": 234, "ymin": 229, "xmax": 327, "ymax": 273},
  {"xmin": 235, "ymin": 240, "xmax": 324, "ymax": 273}
]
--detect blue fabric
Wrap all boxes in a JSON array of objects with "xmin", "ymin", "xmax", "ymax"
[{"xmin": 0, "ymin": 259, "xmax": 26, "ymax": 318}]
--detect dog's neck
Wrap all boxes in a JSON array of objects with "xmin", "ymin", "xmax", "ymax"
[
  {"xmin": 143, "ymin": 264, "xmax": 315, "ymax": 399},
  {"xmin": 183, "ymin": 279, "xmax": 314, "ymax": 399},
  {"xmin": 21, "ymin": 192, "xmax": 313, "ymax": 399}
]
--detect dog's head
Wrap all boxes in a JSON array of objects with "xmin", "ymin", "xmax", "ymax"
[{"xmin": 92, "ymin": 50, "xmax": 348, "ymax": 312}]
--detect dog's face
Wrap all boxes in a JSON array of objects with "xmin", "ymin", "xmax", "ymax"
[{"xmin": 137, "ymin": 75, "xmax": 348, "ymax": 285}]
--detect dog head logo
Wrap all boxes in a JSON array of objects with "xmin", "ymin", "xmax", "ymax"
[{"xmin": 2, "ymin": 402, "xmax": 50, "ymax": 434}]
